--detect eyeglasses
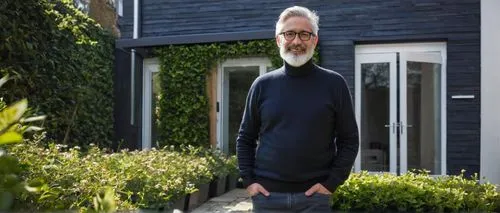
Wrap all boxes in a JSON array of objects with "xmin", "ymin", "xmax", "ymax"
[{"xmin": 279, "ymin": 31, "xmax": 315, "ymax": 41}]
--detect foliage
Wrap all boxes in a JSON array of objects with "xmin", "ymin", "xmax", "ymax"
[
  {"xmin": 178, "ymin": 145, "xmax": 238, "ymax": 178},
  {"xmin": 226, "ymin": 155, "xmax": 239, "ymax": 176},
  {"xmin": 155, "ymin": 40, "xmax": 319, "ymax": 147},
  {"xmin": 0, "ymin": 0, "xmax": 114, "ymax": 148},
  {"xmin": 8, "ymin": 142, "xmax": 235, "ymax": 211},
  {"xmin": 331, "ymin": 170, "xmax": 500, "ymax": 212},
  {"xmin": 0, "ymin": 75, "xmax": 45, "ymax": 210}
]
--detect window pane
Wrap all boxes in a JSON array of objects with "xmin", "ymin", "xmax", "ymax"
[
  {"xmin": 224, "ymin": 66, "xmax": 260, "ymax": 155},
  {"xmin": 360, "ymin": 63, "xmax": 390, "ymax": 172},
  {"xmin": 406, "ymin": 61, "xmax": 441, "ymax": 174}
]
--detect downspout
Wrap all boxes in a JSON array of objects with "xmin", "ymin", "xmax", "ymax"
[{"xmin": 131, "ymin": 0, "xmax": 141, "ymax": 125}]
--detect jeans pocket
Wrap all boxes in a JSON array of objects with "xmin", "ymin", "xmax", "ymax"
[
  {"xmin": 313, "ymin": 192, "xmax": 331, "ymax": 201},
  {"xmin": 251, "ymin": 193, "xmax": 262, "ymax": 199}
]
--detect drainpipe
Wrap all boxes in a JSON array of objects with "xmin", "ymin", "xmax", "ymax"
[{"xmin": 130, "ymin": 0, "xmax": 141, "ymax": 125}]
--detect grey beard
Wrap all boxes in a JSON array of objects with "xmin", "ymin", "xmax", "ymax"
[{"xmin": 279, "ymin": 46, "xmax": 314, "ymax": 67}]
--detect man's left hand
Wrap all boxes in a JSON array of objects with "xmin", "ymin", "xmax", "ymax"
[{"xmin": 304, "ymin": 183, "xmax": 332, "ymax": 196}]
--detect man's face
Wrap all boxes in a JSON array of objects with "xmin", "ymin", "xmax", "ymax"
[{"xmin": 276, "ymin": 16, "xmax": 318, "ymax": 67}]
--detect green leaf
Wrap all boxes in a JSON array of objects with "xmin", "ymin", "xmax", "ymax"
[
  {"xmin": 0, "ymin": 132, "xmax": 23, "ymax": 145},
  {"xmin": 0, "ymin": 99, "xmax": 27, "ymax": 132},
  {"xmin": 0, "ymin": 75, "xmax": 9, "ymax": 88}
]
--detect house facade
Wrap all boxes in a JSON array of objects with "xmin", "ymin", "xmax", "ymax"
[{"xmin": 113, "ymin": 0, "xmax": 500, "ymax": 184}]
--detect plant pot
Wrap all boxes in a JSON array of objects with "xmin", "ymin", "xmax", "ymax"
[
  {"xmin": 168, "ymin": 195, "xmax": 187, "ymax": 211},
  {"xmin": 198, "ymin": 183, "xmax": 210, "ymax": 203},
  {"xmin": 209, "ymin": 176, "xmax": 227, "ymax": 197},
  {"xmin": 187, "ymin": 190, "xmax": 201, "ymax": 210},
  {"xmin": 186, "ymin": 184, "xmax": 210, "ymax": 210},
  {"xmin": 225, "ymin": 173, "xmax": 239, "ymax": 191}
]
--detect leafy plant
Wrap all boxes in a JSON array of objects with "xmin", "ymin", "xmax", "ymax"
[
  {"xmin": 331, "ymin": 170, "xmax": 499, "ymax": 212},
  {"xmin": 0, "ymin": 75, "xmax": 45, "ymax": 210},
  {"xmin": 9, "ymin": 143, "xmax": 224, "ymax": 211},
  {"xmin": 226, "ymin": 155, "xmax": 239, "ymax": 176},
  {"xmin": 92, "ymin": 187, "xmax": 116, "ymax": 213}
]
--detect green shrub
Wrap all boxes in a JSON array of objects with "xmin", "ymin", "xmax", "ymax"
[
  {"xmin": 331, "ymin": 171, "xmax": 499, "ymax": 212},
  {"xmin": 226, "ymin": 155, "xmax": 239, "ymax": 176},
  {"xmin": 0, "ymin": 0, "xmax": 114, "ymax": 148},
  {"xmin": 0, "ymin": 75, "xmax": 45, "ymax": 210},
  {"xmin": 8, "ymin": 142, "xmax": 226, "ymax": 211}
]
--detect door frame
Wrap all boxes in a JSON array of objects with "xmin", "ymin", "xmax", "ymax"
[
  {"xmin": 217, "ymin": 57, "xmax": 272, "ymax": 154},
  {"xmin": 354, "ymin": 42, "xmax": 447, "ymax": 175},
  {"xmin": 142, "ymin": 57, "xmax": 160, "ymax": 149}
]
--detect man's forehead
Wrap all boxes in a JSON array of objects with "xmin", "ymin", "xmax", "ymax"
[{"xmin": 281, "ymin": 17, "xmax": 313, "ymax": 31}]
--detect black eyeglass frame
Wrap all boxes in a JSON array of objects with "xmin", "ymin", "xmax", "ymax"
[{"xmin": 279, "ymin": 31, "xmax": 316, "ymax": 41}]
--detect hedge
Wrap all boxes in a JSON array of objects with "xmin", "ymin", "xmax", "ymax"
[
  {"xmin": 331, "ymin": 171, "xmax": 500, "ymax": 212},
  {"xmin": 8, "ymin": 140, "xmax": 236, "ymax": 211},
  {"xmin": 0, "ymin": 0, "xmax": 114, "ymax": 148},
  {"xmin": 6, "ymin": 138, "xmax": 500, "ymax": 212}
]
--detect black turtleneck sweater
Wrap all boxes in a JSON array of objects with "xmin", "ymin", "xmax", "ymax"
[{"xmin": 236, "ymin": 59, "xmax": 359, "ymax": 193}]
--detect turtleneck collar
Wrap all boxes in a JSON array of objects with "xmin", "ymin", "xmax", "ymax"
[{"xmin": 284, "ymin": 59, "xmax": 315, "ymax": 77}]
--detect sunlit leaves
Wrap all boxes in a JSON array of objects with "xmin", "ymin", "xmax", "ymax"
[{"xmin": 331, "ymin": 170, "xmax": 500, "ymax": 212}]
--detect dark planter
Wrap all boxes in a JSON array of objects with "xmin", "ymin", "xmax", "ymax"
[
  {"xmin": 198, "ymin": 183, "xmax": 210, "ymax": 203},
  {"xmin": 167, "ymin": 195, "xmax": 187, "ymax": 211},
  {"xmin": 186, "ymin": 183, "xmax": 210, "ymax": 210},
  {"xmin": 209, "ymin": 176, "xmax": 227, "ymax": 197},
  {"xmin": 225, "ymin": 173, "xmax": 239, "ymax": 191},
  {"xmin": 187, "ymin": 190, "xmax": 201, "ymax": 210}
]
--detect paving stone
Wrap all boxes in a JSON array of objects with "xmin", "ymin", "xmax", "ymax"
[{"xmin": 188, "ymin": 189, "xmax": 252, "ymax": 213}]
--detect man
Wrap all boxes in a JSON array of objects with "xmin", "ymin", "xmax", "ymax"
[{"xmin": 236, "ymin": 5, "xmax": 359, "ymax": 213}]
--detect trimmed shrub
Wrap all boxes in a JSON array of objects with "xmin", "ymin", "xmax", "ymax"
[
  {"xmin": 331, "ymin": 171, "xmax": 500, "ymax": 212},
  {"xmin": 8, "ymin": 141, "xmax": 234, "ymax": 211}
]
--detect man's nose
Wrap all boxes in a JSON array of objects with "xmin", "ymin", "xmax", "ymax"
[{"xmin": 291, "ymin": 34, "xmax": 303, "ymax": 44}]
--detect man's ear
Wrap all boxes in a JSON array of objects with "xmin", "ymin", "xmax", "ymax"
[{"xmin": 313, "ymin": 34, "xmax": 319, "ymax": 46}]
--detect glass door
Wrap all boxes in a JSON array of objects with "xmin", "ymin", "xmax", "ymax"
[
  {"xmin": 400, "ymin": 52, "xmax": 443, "ymax": 174},
  {"xmin": 355, "ymin": 53, "xmax": 398, "ymax": 173},
  {"xmin": 222, "ymin": 66, "xmax": 260, "ymax": 155},
  {"xmin": 218, "ymin": 58, "xmax": 272, "ymax": 155},
  {"xmin": 354, "ymin": 43, "xmax": 446, "ymax": 175}
]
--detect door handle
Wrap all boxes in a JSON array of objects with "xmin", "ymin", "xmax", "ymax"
[
  {"xmin": 384, "ymin": 123, "xmax": 397, "ymax": 134},
  {"xmin": 400, "ymin": 123, "xmax": 413, "ymax": 134}
]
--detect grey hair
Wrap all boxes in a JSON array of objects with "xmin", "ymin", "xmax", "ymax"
[{"xmin": 275, "ymin": 6, "xmax": 319, "ymax": 36}]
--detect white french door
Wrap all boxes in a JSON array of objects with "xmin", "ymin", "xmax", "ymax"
[
  {"xmin": 217, "ymin": 58, "xmax": 272, "ymax": 155},
  {"xmin": 354, "ymin": 43, "xmax": 447, "ymax": 175}
]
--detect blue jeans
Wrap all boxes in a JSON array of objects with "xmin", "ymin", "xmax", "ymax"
[{"xmin": 251, "ymin": 192, "xmax": 332, "ymax": 213}]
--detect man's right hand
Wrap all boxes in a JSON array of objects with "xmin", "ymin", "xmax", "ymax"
[{"xmin": 246, "ymin": 183, "xmax": 270, "ymax": 197}]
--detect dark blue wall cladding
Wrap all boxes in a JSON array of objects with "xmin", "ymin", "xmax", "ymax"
[{"xmin": 117, "ymin": 0, "xmax": 481, "ymax": 176}]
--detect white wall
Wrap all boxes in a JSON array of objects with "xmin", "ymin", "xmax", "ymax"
[{"xmin": 480, "ymin": 0, "xmax": 500, "ymax": 186}]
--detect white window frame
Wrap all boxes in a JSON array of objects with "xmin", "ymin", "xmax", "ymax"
[
  {"xmin": 142, "ymin": 58, "xmax": 160, "ymax": 149},
  {"xmin": 115, "ymin": 0, "xmax": 123, "ymax": 17},
  {"xmin": 354, "ymin": 42, "xmax": 447, "ymax": 175}
]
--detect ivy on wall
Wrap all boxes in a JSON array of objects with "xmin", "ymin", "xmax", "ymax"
[
  {"xmin": 0, "ymin": 0, "xmax": 115, "ymax": 148},
  {"xmin": 155, "ymin": 40, "xmax": 319, "ymax": 148}
]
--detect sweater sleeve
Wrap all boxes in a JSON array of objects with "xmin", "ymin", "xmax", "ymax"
[
  {"xmin": 236, "ymin": 80, "xmax": 261, "ymax": 188},
  {"xmin": 321, "ymin": 76, "xmax": 360, "ymax": 193}
]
